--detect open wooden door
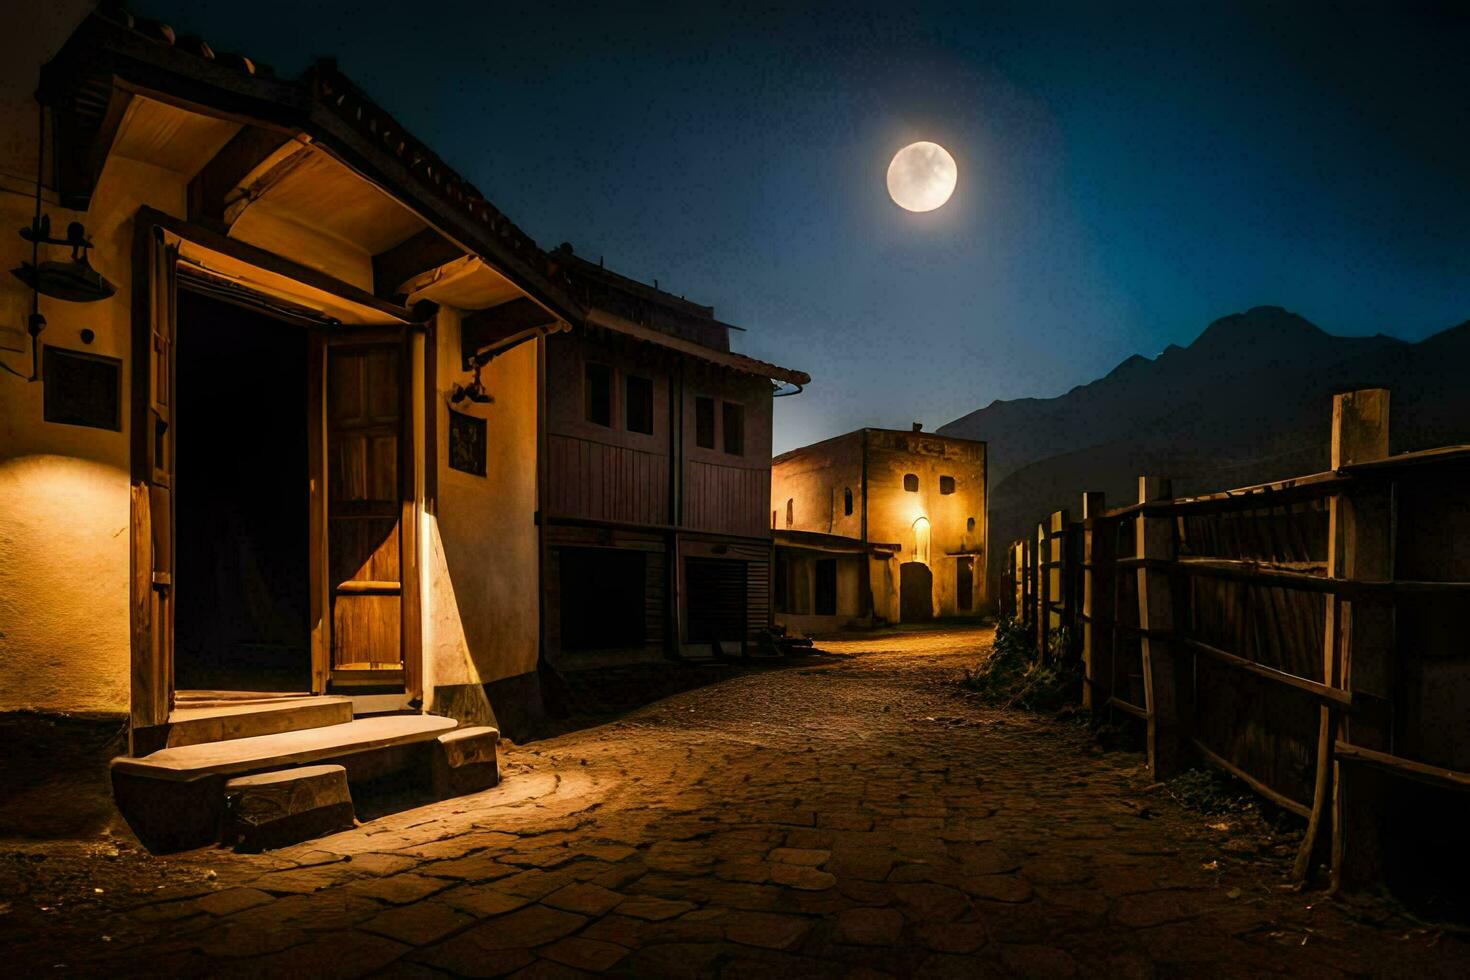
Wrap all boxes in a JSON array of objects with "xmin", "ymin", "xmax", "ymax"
[
  {"xmin": 320, "ymin": 334, "xmax": 418, "ymax": 692},
  {"xmin": 129, "ymin": 224, "xmax": 178, "ymax": 738}
]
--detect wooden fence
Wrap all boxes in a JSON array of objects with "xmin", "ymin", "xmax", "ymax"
[{"xmin": 999, "ymin": 389, "xmax": 1470, "ymax": 891}]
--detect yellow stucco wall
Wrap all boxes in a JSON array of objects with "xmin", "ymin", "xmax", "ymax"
[
  {"xmin": 771, "ymin": 429, "xmax": 987, "ymax": 622},
  {"xmin": 0, "ymin": 147, "xmax": 188, "ymax": 714},
  {"xmin": 864, "ymin": 430, "xmax": 987, "ymax": 616},
  {"xmin": 422, "ymin": 308, "xmax": 540, "ymax": 710}
]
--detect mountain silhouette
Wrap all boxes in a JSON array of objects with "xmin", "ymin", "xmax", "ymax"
[{"xmin": 937, "ymin": 306, "xmax": 1470, "ymax": 590}]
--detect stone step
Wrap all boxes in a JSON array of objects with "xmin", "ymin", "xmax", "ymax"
[
  {"xmin": 164, "ymin": 696, "xmax": 355, "ymax": 748},
  {"xmin": 111, "ymin": 714, "xmax": 459, "ymax": 852},
  {"xmin": 114, "ymin": 714, "xmax": 458, "ymax": 782},
  {"xmin": 223, "ymin": 765, "xmax": 356, "ymax": 852},
  {"xmin": 432, "ymin": 726, "xmax": 500, "ymax": 798}
]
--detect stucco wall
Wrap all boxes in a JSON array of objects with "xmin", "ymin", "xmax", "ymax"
[
  {"xmin": 423, "ymin": 308, "xmax": 540, "ymax": 723},
  {"xmin": 770, "ymin": 431, "xmax": 865, "ymax": 536},
  {"xmin": 865, "ymin": 431, "xmax": 987, "ymax": 616},
  {"xmin": 0, "ymin": 144, "xmax": 188, "ymax": 714}
]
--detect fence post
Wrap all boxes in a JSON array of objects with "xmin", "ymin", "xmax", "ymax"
[
  {"xmin": 1136, "ymin": 475, "xmax": 1187, "ymax": 778},
  {"xmin": 1081, "ymin": 491, "xmax": 1108, "ymax": 711},
  {"xmin": 1329, "ymin": 388, "xmax": 1394, "ymax": 891},
  {"xmin": 1040, "ymin": 520, "xmax": 1052, "ymax": 658},
  {"xmin": 1049, "ymin": 511, "xmax": 1069, "ymax": 646}
]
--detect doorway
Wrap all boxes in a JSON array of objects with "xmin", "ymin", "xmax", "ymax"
[
  {"xmin": 174, "ymin": 290, "xmax": 311, "ymax": 692},
  {"xmin": 900, "ymin": 561, "xmax": 933, "ymax": 622}
]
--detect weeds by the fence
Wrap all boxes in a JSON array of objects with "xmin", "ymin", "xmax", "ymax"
[{"xmin": 961, "ymin": 617, "xmax": 1081, "ymax": 712}]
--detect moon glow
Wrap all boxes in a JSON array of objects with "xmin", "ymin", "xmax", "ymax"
[{"xmin": 886, "ymin": 141, "xmax": 957, "ymax": 212}]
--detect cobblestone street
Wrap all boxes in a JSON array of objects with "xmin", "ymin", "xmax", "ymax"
[{"xmin": 2, "ymin": 625, "xmax": 1463, "ymax": 978}]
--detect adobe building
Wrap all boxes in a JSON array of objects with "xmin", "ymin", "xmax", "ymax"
[
  {"xmin": 0, "ymin": 5, "xmax": 585, "ymax": 845},
  {"xmin": 539, "ymin": 247, "xmax": 809, "ymax": 666},
  {"xmin": 770, "ymin": 426, "xmax": 987, "ymax": 632}
]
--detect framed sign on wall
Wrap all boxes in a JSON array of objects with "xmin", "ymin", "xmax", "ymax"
[
  {"xmin": 448, "ymin": 408, "xmax": 487, "ymax": 476},
  {"xmin": 43, "ymin": 345, "xmax": 121, "ymax": 431}
]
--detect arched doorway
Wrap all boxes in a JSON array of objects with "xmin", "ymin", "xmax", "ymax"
[
  {"xmin": 900, "ymin": 562, "xmax": 933, "ymax": 622},
  {"xmin": 901, "ymin": 517, "xmax": 934, "ymax": 621}
]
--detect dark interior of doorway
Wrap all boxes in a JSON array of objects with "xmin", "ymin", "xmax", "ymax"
[
  {"xmin": 174, "ymin": 289, "xmax": 311, "ymax": 693},
  {"xmin": 559, "ymin": 547, "xmax": 646, "ymax": 650}
]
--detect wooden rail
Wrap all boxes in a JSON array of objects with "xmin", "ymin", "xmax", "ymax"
[{"xmin": 998, "ymin": 390, "xmax": 1470, "ymax": 893}]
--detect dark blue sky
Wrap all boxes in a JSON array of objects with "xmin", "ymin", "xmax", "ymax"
[{"xmin": 141, "ymin": 1, "xmax": 1470, "ymax": 453}]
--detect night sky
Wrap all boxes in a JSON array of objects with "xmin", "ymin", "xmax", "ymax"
[{"xmin": 138, "ymin": 1, "xmax": 1470, "ymax": 454}]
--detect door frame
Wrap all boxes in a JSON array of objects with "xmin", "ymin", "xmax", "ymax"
[{"xmin": 129, "ymin": 208, "xmax": 422, "ymax": 741}]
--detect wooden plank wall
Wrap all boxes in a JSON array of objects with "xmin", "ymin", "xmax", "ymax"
[
  {"xmin": 546, "ymin": 434, "xmax": 670, "ymax": 526},
  {"xmin": 685, "ymin": 459, "xmax": 770, "ymax": 538}
]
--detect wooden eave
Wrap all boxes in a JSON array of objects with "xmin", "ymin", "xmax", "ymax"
[
  {"xmin": 586, "ymin": 309, "xmax": 811, "ymax": 387},
  {"xmin": 38, "ymin": 11, "xmax": 582, "ymax": 325}
]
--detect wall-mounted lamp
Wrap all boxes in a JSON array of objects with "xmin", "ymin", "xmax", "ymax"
[
  {"xmin": 5, "ymin": 107, "xmax": 116, "ymax": 383},
  {"xmin": 450, "ymin": 358, "xmax": 493, "ymax": 405},
  {"xmin": 13, "ymin": 216, "xmax": 116, "ymax": 303}
]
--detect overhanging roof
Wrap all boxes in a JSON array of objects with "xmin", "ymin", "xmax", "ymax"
[
  {"xmin": 38, "ymin": 8, "xmax": 580, "ymax": 324},
  {"xmin": 588, "ymin": 309, "xmax": 810, "ymax": 386},
  {"xmin": 774, "ymin": 530, "xmax": 900, "ymax": 555}
]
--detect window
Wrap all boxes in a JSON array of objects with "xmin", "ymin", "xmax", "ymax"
[
  {"xmin": 785, "ymin": 498, "xmax": 794, "ymax": 528},
  {"xmin": 903, "ymin": 473, "xmax": 919, "ymax": 492},
  {"xmin": 940, "ymin": 475, "xmax": 956, "ymax": 495},
  {"xmin": 843, "ymin": 487, "xmax": 853, "ymax": 516},
  {"xmin": 584, "ymin": 362, "xmax": 612, "ymax": 427},
  {"xmin": 695, "ymin": 396, "xmax": 715, "ymax": 448},
  {"xmin": 625, "ymin": 375, "xmax": 653, "ymax": 434},
  {"xmin": 722, "ymin": 402, "xmax": 744, "ymax": 455},
  {"xmin": 967, "ymin": 517, "xmax": 976, "ymax": 533},
  {"xmin": 814, "ymin": 559, "xmax": 837, "ymax": 615}
]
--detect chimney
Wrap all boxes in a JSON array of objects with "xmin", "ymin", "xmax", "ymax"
[{"xmin": 912, "ymin": 422, "xmax": 923, "ymax": 432}]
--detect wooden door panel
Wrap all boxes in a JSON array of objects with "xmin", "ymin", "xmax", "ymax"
[
  {"xmin": 327, "ymin": 343, "xmax": 404, "ymax": 674},
  {"xmin": 332, "ymin": 594, "xmax": 401, "ymax": 668}
]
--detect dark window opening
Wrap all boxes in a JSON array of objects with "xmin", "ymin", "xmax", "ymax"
[
  {"xmin": 940, "ymin": 475, "xmax": 956, "ymax": 495},
  {"xmin": 903, "ymin": 473, "xmax": 919, "ymax": 492},
  {"xmin": 957, "ymin": 557, "xmax": 974, "ymax": 611},
  {"xmin": 695, "ymin": 395, "xmax": 715, "ymax": 448},
  {"xmin": 967, "ymin": 517, "xmax": 976, "ymax": 532},
  {"xmin": 786, "ymin": 498, "xmax": 794, "ymax": 528},
  {"xmin": 722, "ymin": 402, "xmax": 744, "ymax": 455},
  {"xmin": 843, "ymin": 487, "xmax": 853, "ymax": 515},
  {"xmin": 814, "ymin": 559, "xmax": 837, "ymax": 616},
  {"xmin": 685, "ymin": 557, "xmax": 748, "ymax": 643},
  {"xmin": 584, "ymin": 362, "xmax": 612, "ymax": 427},
  {"xmin": 558, "ymin": 548, "xmax": 646, "ymax": 650},
  {"xmin": 625, "ymin": 374, "xmax": 653, "ymax": 434}
]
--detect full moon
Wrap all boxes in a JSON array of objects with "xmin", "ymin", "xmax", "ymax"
[{"xmin": 886, "ymin": 141, "xmax": 957, "ymax": 212}]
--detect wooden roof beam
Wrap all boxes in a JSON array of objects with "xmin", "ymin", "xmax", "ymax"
[
  {"xmin": 372, "ymin": 227, "xmax": 466, "ymax": 301},
  {"xmin": 461, "ymin": 297, "xmax": 561, "ymax": 368},
  {"xmin": 187, "ymin": 124, "xmax": 301, "ymax": 229}
]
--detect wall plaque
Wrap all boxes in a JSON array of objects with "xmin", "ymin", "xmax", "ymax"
[
  {"xmin": 43, "ymin": 345, "xmax": 121, "ymax": 431},
  {"xmin": 448, "ymin": 408, "xmax": 487, "ymax": 476}
]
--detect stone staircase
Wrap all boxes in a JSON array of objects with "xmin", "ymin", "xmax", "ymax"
[{"xmin": 111, "ymin": 697, "xmax": 497, "ymax": 853}]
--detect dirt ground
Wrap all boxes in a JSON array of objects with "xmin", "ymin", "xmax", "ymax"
[{"xmin": 1, "ymin": 624, "xmax": 1464, "ymax": 978}]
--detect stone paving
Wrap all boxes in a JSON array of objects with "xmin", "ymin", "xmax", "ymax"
[{"xmin": 2, "ymin": 625, "xmax": 1465, "ymax": 977}]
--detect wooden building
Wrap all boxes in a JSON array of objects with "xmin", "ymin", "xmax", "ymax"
[
  {"xmin": 539, "ymin": 248, "xmax": 809, "ymax": 667},
  {"xmin": 0, "ymin": 5, "xmax": 618, "ymax": 845},
  {"xmin": 771, "ymin": 426, "xmax": 987, "ymax": 632}
]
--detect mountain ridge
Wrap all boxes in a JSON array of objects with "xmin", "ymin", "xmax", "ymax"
[{"xmin": 936, "ymin": 306, "xmax": 1470, "ymax": 591}]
